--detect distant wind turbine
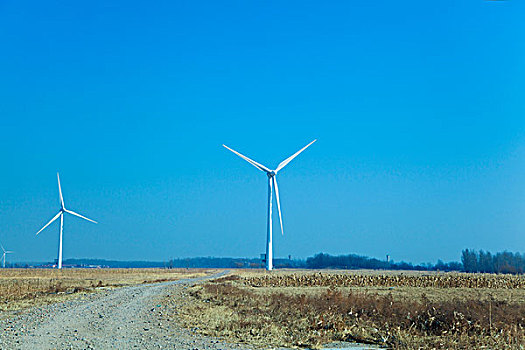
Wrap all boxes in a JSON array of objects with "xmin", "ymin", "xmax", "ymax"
[
  {"xmin": 36, "ymin": 173, "xmax": 97, "ymax": 269},
  {"xmin": 223, "ymin": 140, "xmax": 316, "ymax": 271},
  {"xmin": 1, "ymin": 243, "xmax": 13, "ymax": 268}
]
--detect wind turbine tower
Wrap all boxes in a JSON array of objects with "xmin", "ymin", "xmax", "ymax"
[
  {"xmin": 36, "ymin": 173, "xmax": 97, "ymax": 269},
  {"xmin": 1, "ymin": 243, "xmax": 13, "ymax": 268},
  {"xmin": 223, "ymin": 140, "xmax": 316, "ymax": 271}
]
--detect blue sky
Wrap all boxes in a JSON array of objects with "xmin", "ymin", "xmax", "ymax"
[{"xmin": 0, "ymin": 1, "xmax": 524, "ymax": 264}]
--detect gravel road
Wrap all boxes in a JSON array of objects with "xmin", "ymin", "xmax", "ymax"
[{"xmin": 0, "ymin": 272, "xmax": 252, "ymax": 350}]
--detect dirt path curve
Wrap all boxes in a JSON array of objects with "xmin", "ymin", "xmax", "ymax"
[{"xmin": 0, "ymin": 271, "xmax": 251, "ymax": 350}]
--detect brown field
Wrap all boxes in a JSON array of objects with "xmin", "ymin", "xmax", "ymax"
[
  {"xmin": 0, "ymin": 268, "xmax": 210, "ymax": 313},
  {"xmin": 171, "ymin": 269, "xmax": 525, "ymax": 349}
]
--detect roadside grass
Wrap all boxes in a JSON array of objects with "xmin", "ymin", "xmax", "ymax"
[
  {"xmin": 0, "ymin": 268, "xmax": 210, "ymax": 312},
  {"xmin": 172, "ymin": 270, "xmax": 525, "ymax": 349}
]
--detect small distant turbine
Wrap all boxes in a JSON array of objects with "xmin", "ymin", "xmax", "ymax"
[
  {"xmin": 36, "ymin": 173, "xmax": 97, "ymax": 269},
  {"xmin": 223, "ymin": 140, "xmax": 316, "ymax": 271},
  {"xmin": 1, "ymin": 243, "xmax": 13, "ymax": 268}
]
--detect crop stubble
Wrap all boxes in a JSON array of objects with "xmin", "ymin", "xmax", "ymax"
[{"xmin": 170, "ymin": 270, "xmax": 525, "ymax": 349}]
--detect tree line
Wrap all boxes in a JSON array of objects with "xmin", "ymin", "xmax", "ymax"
[
  {"xmin": 306, "ymin": 250, "xmax": 525, "ymax": 275},
  {"xmin": 166, "ymin": 257, "xmax": 304, "ymax": 269},
  {"xmin": 6, "ymin": 249, "xmax": 524, "ymax": 274},
  {"xmin": 305, "ymin": 252, "xmax": 460, "ymax": 271},
  {"xmin": 461, "ymin": 249, "xmax": 525, "ymax": 274}
]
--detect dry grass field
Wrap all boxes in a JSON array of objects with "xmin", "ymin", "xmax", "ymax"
[
  {"xmin": 0, "ymin": 268, "xmax": 210, "ymax": 313},
  {"xmin": 172, "ymin": 269, "xmax": 525, "ymax": 349}
]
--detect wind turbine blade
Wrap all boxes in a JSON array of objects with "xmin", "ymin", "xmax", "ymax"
[
  {"xmin": 36, "ymin": 211, "xmax": 62, "ymax": 235},
  {"xmin": 0, "ymin": 244, "xmax": 4, "ymax": 253},
  {"xmin": 276, "ymin": 139, "xmax": 317, "ymax": 172},
  {"xmin": 57, "ymin": 173, "xmax": 65, "ymax": 209},
  {"xmin": 5, "ymin": 251, "xmax": 13, "ymax": 254},
  {"xmin": 222, "ymin": 145, "xmax": 271, "ymax": 173},
  {"xmin": 65, "ymin": 209, "xmax": 97, "ymax": 224},
  {"xmin": 272, "ymin": 176, "xmax": 284, "ymax": 236}
]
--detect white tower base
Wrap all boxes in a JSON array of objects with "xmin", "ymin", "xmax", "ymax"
[
  {"xmin": 58, "ymin": 213, "xmax": 63, "ymax": 269},
  {"xmin": 266, "ymin": 177, "xmax": 273, "ymax": 271}
]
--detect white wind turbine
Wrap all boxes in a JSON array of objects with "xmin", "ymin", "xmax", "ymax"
[
  {"xmin": 1, "ymin": 243, "xmax": 13, "ymax": 268},
  {"xmin": 223, "ymin": 140, "xmax": 316, "ymax": 271},
  {"xmin": 36, "ymin": 173, "xmax": 97, "ymax": 269}
]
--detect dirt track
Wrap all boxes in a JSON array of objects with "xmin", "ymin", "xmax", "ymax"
[{"xmin": 0, "ymin": 272, "xmax": 250, "ymax": 350}]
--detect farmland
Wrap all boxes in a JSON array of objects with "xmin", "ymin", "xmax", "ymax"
[
  {"xmin": 0, "ymin": 270, "xmax": 249, "ymax": 349},
  {"xmin": 171, "ymin": 269, "xmax": 525, "ymax": 349},
  {"xmin": 1, "ymin": 268, "xmax": 524, "ymax": 349},
  {"xmin": 0, "ymin": 268, "xmax": 209, "ymax": 313}
]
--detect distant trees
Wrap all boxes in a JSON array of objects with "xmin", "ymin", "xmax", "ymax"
[
  {"xmin": 166, "ymin": 257, "xmax": 305, "ymax": 269},
  {"xmin": 435, "ymin": 259, "xmax": 463, "ymax": 272},
  {"xmin": 478, "ymin": 250, "xmax": 494, "ymax": 273},
  {"xmin": 305, "ymin": 253, "xmax": 454, "ymax": 271},
  {"xmin": 461, "ymin": 249, "xmax": 478, "ymax": 273},
  {"xmin": 51, "ymin": 250, "xmax": 523, "ymax": 273},
  {"xmin": 461, "ymin": 249, "xmax": 525, "ymax": 274},
  {"xmin": 306, "ymin": 250, "xmax": 525, "ymax": 274}
]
